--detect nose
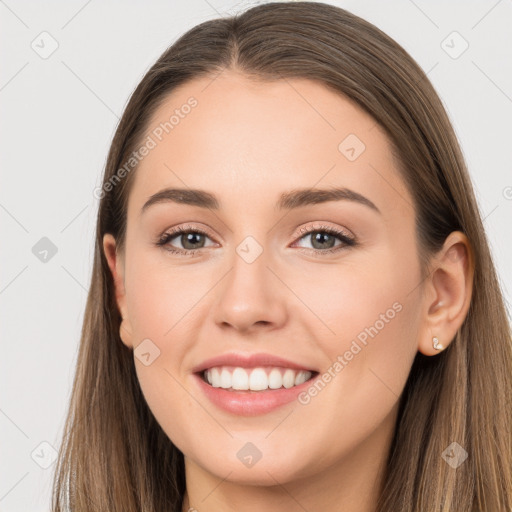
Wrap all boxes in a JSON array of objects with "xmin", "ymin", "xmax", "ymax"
[{"xmin": 211, "ymin": 245, "xmax": 288, "ymax": 334}]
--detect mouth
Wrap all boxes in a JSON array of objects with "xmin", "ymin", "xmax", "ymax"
[
  {"xmin": 197, "ymin": 366, "xmax": 320, "ymax": 392},
  {"xmin": 191, "ymin": 352, "xmax": 321, "ymax": 414}
]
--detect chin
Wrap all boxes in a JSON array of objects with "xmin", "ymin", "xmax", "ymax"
[{"xmin": 195, "ymin": 450, "xmax": 312, "ymax": 486}]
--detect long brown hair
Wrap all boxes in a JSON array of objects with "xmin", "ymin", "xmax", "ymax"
[{"xmin": 51, "ymin": 2, "xmax": 512, "ymax": 510}]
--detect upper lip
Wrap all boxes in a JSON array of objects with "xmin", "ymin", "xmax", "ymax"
[{"xmin": 192, "ymin": 352, "xmax": 319, "ymax": 374}]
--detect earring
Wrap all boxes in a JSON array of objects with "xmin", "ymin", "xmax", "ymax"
[{"xmin": 433, "ymin": 336, "xmax": 444, "ymax": 350}]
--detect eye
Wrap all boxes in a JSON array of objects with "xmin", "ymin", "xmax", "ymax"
[
  {"xmin": 155, "ymin": 224, "xmax": 216, "ymax": 255},
  {"xmin": 291, "ymin": 224, "xmax": 356, "ymax": 255},
  {"xmin": 155, "ymin": 223, "xmax": 357, "ymax": 256}
]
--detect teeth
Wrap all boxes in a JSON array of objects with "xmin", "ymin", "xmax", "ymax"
[
  {"xmin": 282, "ymin": 369, "xmax": 295, "ymax": 388},
  {"xmin": 220, "ymin": 368, "xmax": 231, "ymax": 388},
  {"xmin": 204, "ymin": 366, "xmax": 313, "ymax": 391},
  {"xmin": 249, "ymin": 368, "xmax": 268, "ymax": 391},
  {"xmin": 268, "ymin": 368, "xmax": 282, "ymax": 389},
  {"xmin": 232, "ymin": 367, "xmax": 249, "ymax": 390}
]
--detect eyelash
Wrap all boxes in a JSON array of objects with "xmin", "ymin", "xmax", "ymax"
[{"xmin": 155, "ymin": 223, "xmax": 357, "ymax": 257}]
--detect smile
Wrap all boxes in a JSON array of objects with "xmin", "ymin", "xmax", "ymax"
[
  {"xmin": 202, "ymin": 366, "xmax": 316, "ymax": 391},
  {"xmin": 194, "ymin": 367, "xmax": 321, "ymax": 416}
]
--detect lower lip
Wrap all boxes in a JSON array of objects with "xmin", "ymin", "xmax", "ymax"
[{"xmin": 193, "ymin": 372, "xmax": 319, "ymax": 416}]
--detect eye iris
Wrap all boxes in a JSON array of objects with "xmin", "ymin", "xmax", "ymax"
[
  {"xmin": 311, "ymin": 231, "xmax": 335, "ymax": 249},
  {"xmin": 182, "ymin": 232, "xmax": 204, "ymax": 250}
]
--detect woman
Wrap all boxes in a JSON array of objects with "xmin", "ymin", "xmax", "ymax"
[{"xmin": 51, "ymin": 2, "xmax": 512, "ymax": 511}]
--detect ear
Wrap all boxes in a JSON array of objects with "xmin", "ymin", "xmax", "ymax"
[
  {"xmin": 103, "ymin": 233, "xmax": 134, "ymax": 349},
  {"xmin": 418, "ymin": 231, "xmax": 474, "ymax": 356}
]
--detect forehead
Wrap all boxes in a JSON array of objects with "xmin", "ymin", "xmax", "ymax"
[{"xmin": 127, "ymin": 70, "xmax": 411, "ymax": 220}]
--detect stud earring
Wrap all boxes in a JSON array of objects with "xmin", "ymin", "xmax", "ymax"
[{"xmin": 433, "ymin": 336, "xmax": 444, "ymax": 350}]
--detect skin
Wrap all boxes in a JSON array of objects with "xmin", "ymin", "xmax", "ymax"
[{"xmin": 103, "ymin": 70, "xmax": 473, "ymax": 512}]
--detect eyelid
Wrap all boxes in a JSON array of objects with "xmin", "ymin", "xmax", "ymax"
[
  {"xmin": 293, "ymin": 222, "xmax": 355, "ymax": 240},
  {"xmin": 156, "ymin": 223, "xmax": 219, "ymax": 248},
  {"xmin": 290, "ymin": 222, "xmax": 357, "ymax": 255},
  {"xmin": 156, "ymin": 221, "xmax": 356, "ymax": 255},
  {"xmin": 161, "ymin": 221, "xmax": 354, "ymax": 241},
  {"xmin": 163, "ymin": 223, "xmax": 217, "ymax": 240}
]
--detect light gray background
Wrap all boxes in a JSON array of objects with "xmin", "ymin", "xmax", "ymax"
[{"xmin": 1, "ymin": 0, "xmax": 511, "ymax": 510}]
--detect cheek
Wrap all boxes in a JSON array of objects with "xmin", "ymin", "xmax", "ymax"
[
  {"xmin": 124, "ymin": 248, "xmax": 207, "ymax": 339},
  {"xmin": 122, "ymin": 250, "xmax": 221, "ymax": 449},
  {"xmin": 295, "ymin": 247, "xmax": 421, "ymax": 421},
  {"xmin": 294, "ymin": 249, "xmax": 416, "ymax": 351},
  {"xmin": 132, "ymin": 358, "xmax": 207, "ymax": 467}
]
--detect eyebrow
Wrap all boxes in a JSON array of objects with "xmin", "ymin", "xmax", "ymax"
[{"xmin": 140, "ymin": 186, "xmax": 381, "ymax": 215}]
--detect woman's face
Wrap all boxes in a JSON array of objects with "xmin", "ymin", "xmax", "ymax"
[{"xmin": 104, "ymin": 71, "xmax": 426, "ymax": 485}]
